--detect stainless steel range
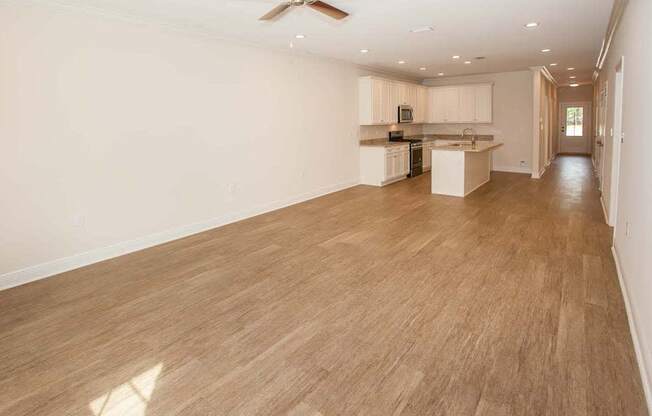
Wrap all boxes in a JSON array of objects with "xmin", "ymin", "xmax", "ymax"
[{"xmin": 388, "ymin": 130, "xmax": 423, "ymax": 177}]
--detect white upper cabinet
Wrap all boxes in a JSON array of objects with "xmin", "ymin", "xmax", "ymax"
[
  {"xmin": 359, "ymin": 77, "xmax": 386, "ymax": 125},
  {"xmin": 474, "ymin": 84, "xmax": 493, "ymax": 123},
  {"xmin": 396, "ymin": 83, "xmax": 407, "ymax": 106},
  {"xmin": 386, "ymin": 81, "xmax": 400, "ymax": 124},
  {"xmin": 458, "ymin": 85, "xmax": 476, "ymax": 122},
  {"xmin": 414, "ymin": 86, "xmax": 428, "ymax": 123},
  {"xmin": 428, "ymin": 87, "xmax": 459, "ymax": 123},
  {"xmin": 427, "ymin": 83, "xmax": 493, "ymax": 124},
  {"xmin": 359, "ymin": 76, "xmax": 428, "ymax": 125},
  {"xmin": 406, "ymin": 84, "xmax": 418, "ymax": 107}
]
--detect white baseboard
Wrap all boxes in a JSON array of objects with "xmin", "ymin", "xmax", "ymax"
[
  {"xmin": 611, "ymin": 245, "xmax": 652, "ymax": 414},
  {"xmin": 538, "ymin": 165, "xmax": 547, "ymax": 178},
  {"xmin": 0, "ymin": 179, "xmax": 360, "ymax": 291},
  {"xmin": 600, "ymin": 196, "xmax": 609, "ymax": 225},
  {"xmin": 491, "ymin": 165, "xmax": 532, "ymax": 174},
  {"xmin": 530, "ymin": 165, "xmax": 547, "ymax": 179}
]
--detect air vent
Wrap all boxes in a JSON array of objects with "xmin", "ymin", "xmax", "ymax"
[{"xmin": 475, "ymin": 56, "xmax": 486, "ymax": 60}]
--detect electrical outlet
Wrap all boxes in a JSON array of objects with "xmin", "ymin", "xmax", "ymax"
[
  {"xmin": 519, "ymin": 160, "xmax": 527, "ymax": 167},
  {"xmin": 625, "ymin": 221, "xmax": 631, "ymax": 237}
]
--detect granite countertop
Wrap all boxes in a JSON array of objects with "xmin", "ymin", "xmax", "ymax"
[
  {"xmin": 360, "ymin": 134, "xmax": 494, "ymax": 147},
  {"xmin": 359, "ymin": 139, "xmax": 411, "ymax": 147},
  {"xmin": 432, "ymin": 142, "xmax": 503, "ymax": 153}
]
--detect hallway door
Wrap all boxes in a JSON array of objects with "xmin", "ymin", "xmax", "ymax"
[
  {"xmin": 595, "ymin": 85, "xmax": 608, "ymax": 190},
  {"xmin": 560, "ymin": 102, "xmax": 591, "ymax": 154}
]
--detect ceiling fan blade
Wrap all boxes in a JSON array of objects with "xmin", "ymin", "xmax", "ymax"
[
  {"xmin": 259, "ymin": 3, "xmax": 291, "ymax": 20},
  {"xmin": 308, "ymin": 1, "xmax": 349, "ymax": 20}
]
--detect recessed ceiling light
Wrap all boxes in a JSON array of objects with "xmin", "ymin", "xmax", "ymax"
[
  {"xmin": 398, "ymin": 60, "xmax": 406, "ymax": 64},
  {"xmin": 360, "ymin": 49, "xmax": 369, "ymax": 53},
  {"xmin": 569, "ymin": 76, "xmax": 577, "ymax": 79},
  {"xmin": 295, "ymin": 34, "xmax": 305, "ymax": 39},
  {"xmin": 541, "ymin": 48, "xmax": 551, "ymax": 53},
  {"xmin": 438, "ymin": 72, "xmax": 445, "ymax": 76},
  {"xmin": 419, "ymin": 67, "xmax": 427, "ymax": 71},
  {"xmin": 524, "ymin": 22, "xmax": 539, "ymax": 28},
  {"xmin": 570, "ymin": 83, "xmax": 579, "ymax": 87},
  {"xmin": 452, "ymin": 55, "xmax": 460, "ymax": 59},
  {"xmin": 567, "ymin": 67, "xmax": 575, "ymax": 71},
  {"xmin": 464, "ymin": 61, "xmax": 472, "ymax": 64},
  {"xmin": 410, "ymin": 26, "xmax": 434, "ymax": 33},
  {"xmin": 550, "ymin": 63, "xmax": 558, "ymax": 66}
]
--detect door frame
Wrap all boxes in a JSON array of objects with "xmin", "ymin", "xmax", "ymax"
[
  {"xmin": 558, "ymin": 101, "xmax": 592, "ymax": 154},
  {"xmin": 600, "ymin": 85, "xmax": 608, "ymax": 192},
  {"xmin": 609, "ymin": 56, "xmax": 625, "ymax": 228}
]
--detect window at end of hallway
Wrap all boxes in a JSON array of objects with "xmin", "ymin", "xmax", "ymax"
[{"xmin": 566, "ymin": 106, "xmax": 584, "ymax": 136}]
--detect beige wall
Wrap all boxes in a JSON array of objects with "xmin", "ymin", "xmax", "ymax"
[
  {"xmin": 423, "ymin": 71, "xmax": 534, "ymax": 174},
  {"xmin": 595, "ymin": 0, "xmax": 652, "ymax": 408},
  {"xmin": 558, "ymin": 85, "xmax": 594, "ymax": 103},
  {"xmin": 0, "ymin": 2, "xmax": 363, "ymax": 286}
]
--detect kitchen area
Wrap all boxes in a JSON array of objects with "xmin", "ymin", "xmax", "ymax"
[{"xmin": 358, "ymin": 75, "xmax": 504, "ymax": 197}]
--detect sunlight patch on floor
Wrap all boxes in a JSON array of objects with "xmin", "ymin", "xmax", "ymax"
[{"xmin": 89, "ymin": 363, "xmax": 163, "ymax": 416}]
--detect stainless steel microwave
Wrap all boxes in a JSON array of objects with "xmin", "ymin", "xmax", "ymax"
[{"xmin": 398, "ymin": 105, "xmax": 414, "ymax": 123}]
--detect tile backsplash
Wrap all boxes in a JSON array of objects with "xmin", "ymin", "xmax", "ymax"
[
  {"xmin": 423, "ymin": 123, "xmax": 500, "ymax": 137},
  {"xmin": 359, "ymin": 123, "xmax": 499, "ymax": 141},
  {"xmin": 359, "ymin": 124, "xmax": 424, "ymax": 140}
]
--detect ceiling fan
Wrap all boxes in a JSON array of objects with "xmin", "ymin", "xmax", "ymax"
[{"xmin": 259, "ymin": 0, "xmax": 349, "ymax": 21}]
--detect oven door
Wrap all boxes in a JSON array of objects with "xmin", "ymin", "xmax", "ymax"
[
  {"xmin": 409, "ymin": 143, "xmax": 423, "ymax": 177},
  {"xmin": 398, "ymin": 106, "xmax": 414, "ymax": 123}
]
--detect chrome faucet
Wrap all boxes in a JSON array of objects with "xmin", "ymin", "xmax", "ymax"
[{"xmin": 462, "ymin": 128, "xmax": 477, "ymax": 148}]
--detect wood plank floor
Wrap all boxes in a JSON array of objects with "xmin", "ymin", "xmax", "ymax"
[{"xmin": 0, "ymin": 155, "xmax": 647, "ymax": 416}]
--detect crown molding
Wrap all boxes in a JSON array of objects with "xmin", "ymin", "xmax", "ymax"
[
  {"xmin": 530, "ymin": 66, "xmax": 558, "ymax": 86},
  {"xmin": 594, "ymin": 0, "xmax": 628, "ymax": 79}
]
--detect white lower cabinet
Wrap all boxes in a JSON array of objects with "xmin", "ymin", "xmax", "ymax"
[{"xmin": 360, "ymin": 145, "xmax": 410, "ymax": 186}]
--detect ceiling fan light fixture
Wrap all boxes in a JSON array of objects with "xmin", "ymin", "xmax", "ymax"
[{"xmin": 259, "ymin": 0, "xmax": 348, "ymax": 21}]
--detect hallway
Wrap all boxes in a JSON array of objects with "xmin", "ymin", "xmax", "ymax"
[{"xmin": 0, "ymin": 156, "xmax": 647, "ymax": 415}]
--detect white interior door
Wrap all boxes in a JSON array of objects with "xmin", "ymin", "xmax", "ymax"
[
  {"xmin": 609, "ymin": 59, "xmax": 624, "ymax": 226},
  {"xmin": 560, "ymin": 102, "xmax": 591, "ymax": 154},
  {"xmin": 597, "ymin": 86, "xmax": 608, "ymax": 191}
]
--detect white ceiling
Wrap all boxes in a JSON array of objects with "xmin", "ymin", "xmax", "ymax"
[{"xmin": 44, "ymin": 0, "xmax": 613, "ymax": 84}]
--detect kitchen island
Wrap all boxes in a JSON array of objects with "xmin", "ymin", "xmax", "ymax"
[{"xmin": 431, "ymin": 142, "xmax": 503, "ymax": 197}]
